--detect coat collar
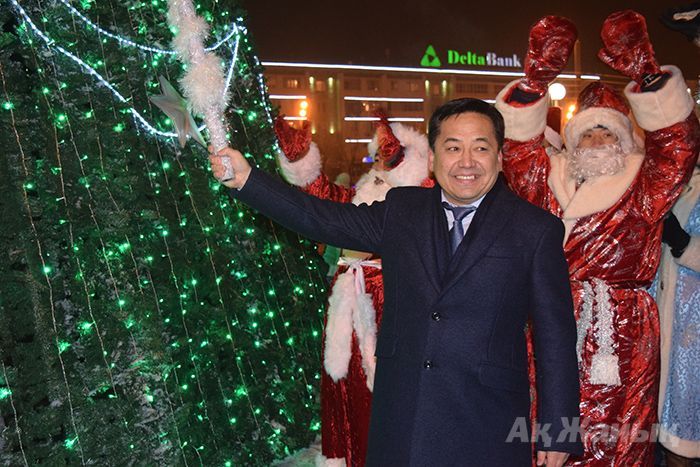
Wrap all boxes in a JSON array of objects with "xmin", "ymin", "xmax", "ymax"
[
  {"xmin": 547, "ymin": 151, "xmax": 644, "ymax": 219},
  {"xmin": 547, "ymin": 151, "xmax": 644, "ymax": 243}
]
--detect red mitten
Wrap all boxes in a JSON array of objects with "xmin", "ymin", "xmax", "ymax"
[
  {"xmin": 598, "ymin": 10, "xmax": 662, "ymax": 84},
  {"xmin": 274, "ymin": 115, "xmax": 311, "ymax": 162},
  {"xmin": 519, "ymin": 16, "xmax": 578, "ymax": 95}
]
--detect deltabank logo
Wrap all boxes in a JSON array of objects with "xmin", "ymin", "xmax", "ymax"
[{"xmin": 420, "ymin": 45, "xmax": 441, "ymax": 68}]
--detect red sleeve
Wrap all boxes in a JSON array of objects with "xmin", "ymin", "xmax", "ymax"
[
  {"xmin": 501, "ymin": 134, "xmax": 552, "ymax": 209},
  {"xmin": 302, "ymin": 173, "xmax": 356, "ymax": 203},
  {"xmin": 636, "ymin": 114, "xmax": 700, "ymax": 223}
]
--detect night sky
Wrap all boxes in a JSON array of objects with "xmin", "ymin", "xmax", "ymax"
[{"xmin": 244, "ymin": 0, "xmax": 700, "ymax": 79}]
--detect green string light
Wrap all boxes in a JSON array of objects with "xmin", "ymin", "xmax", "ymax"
[{"xmin": 1, "ymin": 0, "xmax": 327, "ymax": 464}]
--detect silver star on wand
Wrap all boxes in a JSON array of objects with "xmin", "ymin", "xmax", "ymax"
[{"xmin": 149, "ymin": 75, "xmax": 207, "ymax": 148}]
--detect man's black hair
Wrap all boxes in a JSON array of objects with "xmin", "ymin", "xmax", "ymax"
[{"xmin": 428, "ymin": 98, "xmax": 505, "ymax": 151}]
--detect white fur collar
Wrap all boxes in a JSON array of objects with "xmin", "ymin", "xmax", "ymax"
[
  {"xmin": 351, "ymin": 168, "xmax": 394, "ymax": 206},
  {"xmin": 548, "ymin": 151, "xmax": 644, "ymax": 242}
]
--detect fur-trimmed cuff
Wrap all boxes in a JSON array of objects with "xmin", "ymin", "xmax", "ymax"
[
  {"xmin": 677, "ymin": 235, "xmax": 700, "ymax": 272},
  {"xmin": 495, "ymin": 80, "xmax": 548, "ymax": 142},
  {"xmin": 277, "ymin": 142, "xmax": 322, "ymax": 187},
  {"xmin": 625, "ymin": 65, "xmax": 694, "ymax": 132}
]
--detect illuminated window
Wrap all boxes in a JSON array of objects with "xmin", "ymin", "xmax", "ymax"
[
  {"xmin": 314, "ymin": 80, "xmax": 327, "ymax": 92},
  {"xmin": 285, "ymin": 78, "xmax": 300, "ymax": 89},
  {"xmin": 408, "ymin": 81, "xmax": 420, "ymax": 92}
]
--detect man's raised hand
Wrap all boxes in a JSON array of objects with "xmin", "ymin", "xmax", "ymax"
[{"xmin": 208, "ymin": 146, "xmax": 252, "ymax": 189}]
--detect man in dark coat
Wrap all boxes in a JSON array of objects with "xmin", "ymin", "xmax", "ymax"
[{"xmin": 210, "ymin": 99, "xmax": 583, "ymax": 466}]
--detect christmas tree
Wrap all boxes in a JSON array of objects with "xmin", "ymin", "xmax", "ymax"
[{"xmin": 0, "ymin": 1, "xmax": 326, "ymax": 464}]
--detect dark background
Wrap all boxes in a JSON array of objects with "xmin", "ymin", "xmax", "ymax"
[{"xmin": 245, "ymin": 0, "xmax": 700, "ymax": 79}]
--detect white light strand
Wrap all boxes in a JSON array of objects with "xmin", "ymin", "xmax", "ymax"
[
  {"xmin": 252, "ymin": 55, "xmax": 274, "ymax": 123},
  {"xmin": 262, "ymin": 61, "xmax": 602, "ymax": 81},
  {"xmin": 56, "ymin": 0, "xmax": 242, "ymax": 55},
  {"xmin": 344, "ymin": 116, "xmax": 425, "ymax": 122},
  {"xmin": 10, "ymin": 0, "xmax": 240, "ymax": 141},
  {"xmin": 344, "ymin": 96, "xmax": 424, "ymax": 102},
  {"xmin": 269, "ymin": 94, "xmax": 307, "ymax": 100},
  {"xmin": 221, "ymin": 35, "xmax": 240, "ymax": 101},
  {"xmin": 345, "ymin": 138, "xmax": 372, "ymax": 143}
]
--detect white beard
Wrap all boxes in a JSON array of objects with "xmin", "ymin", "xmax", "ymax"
[{"xmin": 567, "ymin": 143, "xmax": 627, "ymax": 182}]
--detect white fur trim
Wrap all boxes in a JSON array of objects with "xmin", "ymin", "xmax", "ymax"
[
  {"xmin": 352, "ymin": 169, "xmax": 392, "ymax": 206},
  {"xmin": 352, "ymin": 291, "xmax": 377, "ymax": 391},
  {"xmin": 625, "ymin": 65, "xmax": 695, "ymax": 132},
  {"xmin": 678, "ymin": 235, "xmax": 700, "ymax": 272},
  {"xmin": 588, "ymin": 279, "xmax": 621, "ymax": 386},
  {"xmin": 659, "ymin": 425, "xmax": 700, "ymax": 458},
  {"xmin": 315, "ymin": 453, "xmax": 346, "ymax": 467},
  {"xmin": 277, "ymin": 142, "xmax": 322, "ymax": 187},
  {"xmin": 323, "ymin": 271, "xmax": 355, "ymax": 381},
  {"xmin": 548, "ymin": 151, "xmax": 644, "ymax": 243},
  {"xmin": 323, "ymin": 265, "xmax": 379, "ymax": 390},
  {"xmin": 367, "ymin": 123, "xmax": 430, "ymax": 187},
  {"xmin": 564, "ymin": 108, "xmax": 636, "ymax": 154},
  {"xmin": 589, "ymin": 354, "xmax": 621, "ymax": 386},
  {"xmin": 495, "ymin": 80, "xmax": 549, "ymax": 141},
  {"xmin": 657, "ymin": 169, "xmax": 700, "ymax": 418},
  {"xmin": 544, "ymin": 126, "xmax": 563, "ymax": 151}
]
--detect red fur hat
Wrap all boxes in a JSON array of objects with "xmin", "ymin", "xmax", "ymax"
[
  {"xmin": 564, "ymin": 82, "xmax": 635, "ymax": 153},
  {"xmin": 274, "ymin": 115, "xmax": 312, "ymax": 162},
  {"xmin": 373, "ymin": 110, "xmax": 405, "ymax": 170}
]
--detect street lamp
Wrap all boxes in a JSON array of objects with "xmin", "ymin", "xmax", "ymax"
[{"xmin": 548, "ymin": 82, "xmax": 566, "ymax": 101}]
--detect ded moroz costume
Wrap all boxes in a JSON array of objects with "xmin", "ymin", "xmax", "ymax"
[{"xmin": 496, "ymin": 11, "xmax": 700, "ymax": 465}]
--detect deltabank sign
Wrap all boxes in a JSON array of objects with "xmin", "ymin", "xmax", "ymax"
[
  {"xmin": 420, "ymin": 45, "xmax": 522, "ymax": 69},
  {"xmin": 421, "ymin": 45, "xmax": 442, "ymax": 68}
]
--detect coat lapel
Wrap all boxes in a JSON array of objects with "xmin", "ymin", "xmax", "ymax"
[
  {"xmin": 440, "ymin": 176, "xmax": 515, "ymax": 296},
  {"xmin": 431, "ymin": 184, "xmax": 451, "ymax": 283},
  {"xmin": 412, "ymin": 185, "xmax": 449, "ymax": 294}
]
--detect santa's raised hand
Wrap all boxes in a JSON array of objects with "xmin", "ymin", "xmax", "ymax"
[
  {"xmin": 518, "ymin": 16, "xmax": 578, "ymax": 96},
  {"xmin": 598, "ymin": 10, "xmax": 664, "ymax": 86}
]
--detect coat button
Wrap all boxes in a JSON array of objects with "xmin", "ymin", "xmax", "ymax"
[
  {"xmin": 423, "ymin": 360, "xmax": 433, "ymax": 369},
  {"xmin": 660, "ymin": 281, "xmax": 665, "ymax": 291},
  {"xmin": 431, "ymin": 312, "xmax": 441, "ymax": 321}
]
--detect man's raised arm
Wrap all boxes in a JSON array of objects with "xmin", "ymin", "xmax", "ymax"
[{"xmin": 209, "ymin": 147, "xmax": 386, "ymax": 254}]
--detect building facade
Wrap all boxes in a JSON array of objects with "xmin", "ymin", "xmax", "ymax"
[{"xmin": 262, "ymin": 61, "xmax": 670, "ymax": 183}]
